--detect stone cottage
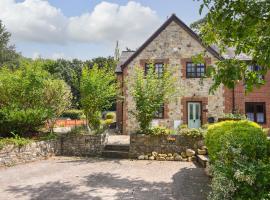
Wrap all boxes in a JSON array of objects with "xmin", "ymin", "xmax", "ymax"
[{"xmin": 116, "ymin": 14, "xmax": 270, "ymax": 134}]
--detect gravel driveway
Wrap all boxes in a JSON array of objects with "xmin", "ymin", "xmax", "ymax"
[{"xmin": 0, "ymin": 157, "xmax": 210, "ymax": 200}]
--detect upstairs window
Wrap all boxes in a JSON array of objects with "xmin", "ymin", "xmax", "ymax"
[
  {"xmin": 145, "ymin": 63, "xmax": 164, "ymax": 77},
  {"xmin": 248, "ymin": 65, "xmax": 265, "ymax": 80},
  {"xmin": 186, "ymin": 62, "xmax": 205, "ymax": 78},
  {"xmin": 245, "ymin": 102, "xmax": 266, "ymax": 124}
]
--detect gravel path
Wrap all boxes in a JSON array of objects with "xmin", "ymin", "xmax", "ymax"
[{"xmin": 0, "ymin": 157, "xmax": 210, "ymax": 200}]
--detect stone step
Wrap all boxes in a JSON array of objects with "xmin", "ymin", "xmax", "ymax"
[
  {"xmin": 102, "ymin": 150, "xmax": 129, "ymax": 159},
  {"xmin": 196, "ymin": 154, "xmax": 209, "ymax": 168},
  {"xmin": 104, "ymin": 144, "xmax": 130, "ymax": 151}
]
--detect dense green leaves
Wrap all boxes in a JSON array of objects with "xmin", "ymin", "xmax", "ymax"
[
  {"xmin": 206, "ymin": 120, "xmax": 270, "ymax": 199},
  {"xmin": 39, "ymin": 57, "xmax": 116, "ymax": 108},
  {"xmin": 197, "ymin": 0, "xmax": 270, "ymax": 92},
  {"xmin": 80, "ymin": 65, "xmax": 117, "ymax": 133},
  {"xmin": 0, "ymin": 62, "xmax": 72, "ymax": 136}
]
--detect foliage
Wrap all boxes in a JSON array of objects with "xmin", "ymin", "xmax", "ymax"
[
  {"xmin": 0, "ymin": 62, "xmax": 72, "ymax": 137},
  {"xmin": 43, "ymin": 79, "xmax": 72, "ymax": 132},
  {"xmin": 178, "ymin": 127, "xmax": 205, "ymax": 138},
  {"xmin": 130, "ymin": 63, "xmax": 179, "ymax": 132},
  {"xmin": 104, "ymin": 119, "xmax": 114, "ymax": 125},
  {"xmin": 61, "ymin": 109, "xmax": 86, "ymax": 120},
  {"xmin": 197, "ymin": 0, "xmax": 270, "ymax": 93},
  {"xmin": 205, "ymin": 120, "xmax": 270, "ymax": 199},
  {"xmin": 0, "ymin": 20, "xmax": 20, "ymax": 69},
  {"xmin": 80, "ymin": 64, "xmax": 117, "ymax": 133},
  {"xmin": 179, "ymin": 124, "xmax": 188, "ymax": 129},
  {"xmin": 38, "ymin": 132, "xmax": 59, "ymax": 141},
  {"xmin": 67, "ymin": 126, "xmax": 87, "ymax": 136},
  {"xmin": 206, "ymin": 120, "xmax": 263, "ymax": 162},
  {"xmin": 223, "ymin": 113, "xmax": 247, "ymax": 120},
  {"xmin": 40, "ymin": 57, "xmax": 116, "ymax": 108},
  {"xmin": 105, "ymin": 112, "xmax": 116, "ymax": 120},
  {"xmin": 190, "ymin": 16, "xmax": 207, "ymax": 34},
  {"xmin": 0, "ymin": 133, "xmax": 32, "ymax": 150},
  {"xmin": 138, "ymin": 126, "xmax": 172, "ymax": 136}
]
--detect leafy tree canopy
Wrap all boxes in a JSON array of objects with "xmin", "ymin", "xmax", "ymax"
[
  {"xmin": 0, "ymin": 20, "xmax": 20, "ymax": 68},
  {"xmin": 80, "ymin": 64, "xmax": 118, "ymax": 133},
  {"xmin": 197, "ymin": 0, "xmax": 270, "ymax": 92}
]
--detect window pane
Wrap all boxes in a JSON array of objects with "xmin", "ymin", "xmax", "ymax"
[
  {"xmin": 145, "ymin": 64, "xmax": 150, "ymax": 75},
  {"xmin": 195, "ymin": 104, "xmax": 200, "ymax": 120},
  {"xmin": 257, "ymin": 113, "xmax": 265, "ymax": 123},
  {"xmin": 247, "ymin": 113, "xmax": 255, "ymax": 121},
  {"xmin": 189, "ymin": 104, "xmax": 193, "ymax": 120},
  {"xmin": 246, "ymin": 104, "xmax": 254, "ymax": 113},
  {"xmin": 256, "ymin": 104, "xmax": 264, "ymax": 113}
]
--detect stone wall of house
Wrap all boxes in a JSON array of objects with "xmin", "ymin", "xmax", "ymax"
[
  {"xmin": 123, "ymin": 20, "xmax": 225, "ymax": 134},
  {"xmin": 0, "ymin": 140, "xmax": 60, "ymax": 167},
  {"xmin": 59, "ymin": 134, "xmax": 107, "ymax": 157},
  {"xmin": 129, "ymin": 134, "xmax": 204, "ymax": 158}
]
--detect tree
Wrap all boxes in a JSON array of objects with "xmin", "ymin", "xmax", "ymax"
[
  {"xmin": 80, "ymin": 64, "xmax": 118, "ymax": 133},
  {"xmin": 130, "ymin": 64, "xmax": 178, "ymax": 132},
  {"xmin": 197, "ymin": 0, "xmax": 270, "ymax": 92},
  {"xmin": 40, "ymin": 59, "xmax": 83, "ymax": 107},
  {"xmin": 0, "ymin": 20, "xmax": 20, "ymax": 68},
  {"xmin": 43, "ymin": 79, "xmax": 72, "ymax": 133},
  {"xmin": 0, "ymin": 61, "xmax": 72, "ymax": 137},
  {"xmin": 190, "ymin": 16, "xmax": 207, "ymax": 34}
]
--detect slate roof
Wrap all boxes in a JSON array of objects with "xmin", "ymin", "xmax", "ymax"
[{"xmin": 115, "ymin": 50, "xmax": 135, "ymax": 73}]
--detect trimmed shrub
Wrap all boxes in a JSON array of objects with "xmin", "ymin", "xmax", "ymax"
[
  {"xmin": 105, "ymin": 112, "xmax": 116, "ymax": 120},
  {"xmin": 206, "ymin": 120, "xmax": 270, "ymax": 200},
  {"xmin": 206, "ymin": 120, "xmax": 265, "ymax": 162},
  {"xmin": 61, "ymin": 109, "xmax": 85, "ymax": 120}
]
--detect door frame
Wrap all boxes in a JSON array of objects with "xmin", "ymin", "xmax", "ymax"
[{"xmin": 186, "ymin": 101, "xmax": 202, "ymax": 127}]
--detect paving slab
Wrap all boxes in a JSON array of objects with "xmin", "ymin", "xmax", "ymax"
[{"xmin": 0, "ymin": 157, "xmax": 210, "ymax": 200}]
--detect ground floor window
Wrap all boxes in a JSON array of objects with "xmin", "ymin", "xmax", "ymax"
[
  {"xmin": 154, "ymin": 104, "xmax": 164, "ymax": 119},
  {"xmin": 245, "ymin": 102, "xmax": 266, "ymax": 124}
]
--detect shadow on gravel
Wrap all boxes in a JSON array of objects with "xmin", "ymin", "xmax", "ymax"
[
  {"xmin": 6, "ymin": 181, "xmax": 101, "ymax": 200},
  {"xmin": 84, "ymin": 167, "xmax": 210, "ymax": 200},
  {"xmin": 6, "ymin": 166, "xmax": 210, "ymax": 200}
]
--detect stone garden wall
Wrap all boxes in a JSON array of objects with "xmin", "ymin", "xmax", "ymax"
[
  {"xmin": 129, "ymin": 134, "xmax": 204, "ymax": 159},
  {"xmin": 0, "ymin": 140, "xmax": 60, "ymax": 167},
  {"xmin": 0, "ymin": 134, "xmax": 108, "ymax": 167},
  {"xmin": 59, "ymin": 134, "xmax": 107, "ymax": 157}
]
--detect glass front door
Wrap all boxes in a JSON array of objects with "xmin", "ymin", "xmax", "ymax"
[{"xmin": 188, "ymin": 102, "xmax": 201, "ymax": 128}]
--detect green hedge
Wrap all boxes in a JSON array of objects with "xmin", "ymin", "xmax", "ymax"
[
  {"xmin": 206, "ymin": 120, "xmax": 270, "ymax": 199},
  {"xmin": 61, "ymin": 109, "xmax": 85, "ymax": 120}
]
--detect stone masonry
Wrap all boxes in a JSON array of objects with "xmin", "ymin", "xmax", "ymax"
[
  {"xmin": 60, "ymin": 134, "xmax": 107, "ymax": 157},
  {"xmin": 0, "ymin": 140, "xmax": 59, "ymax": 167},
  {"xmin": 0, "ymin": 134, "xmax": 108, "ymax": 167},
  {"xmin": 129, "ymin": 134, "xmax": 204, "ymax": 158}
]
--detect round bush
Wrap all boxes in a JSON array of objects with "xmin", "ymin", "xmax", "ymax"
[
  {"xmin": 206, "ymin": 120, "xmax": 267, "ymax": 162},
  {"xmin": 206, "ymin": 120, "xmax": 270, "ymax": 199},
  {"xmin": 105, "ymin": 112, "xmax": 116, "ymax": 120}
]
